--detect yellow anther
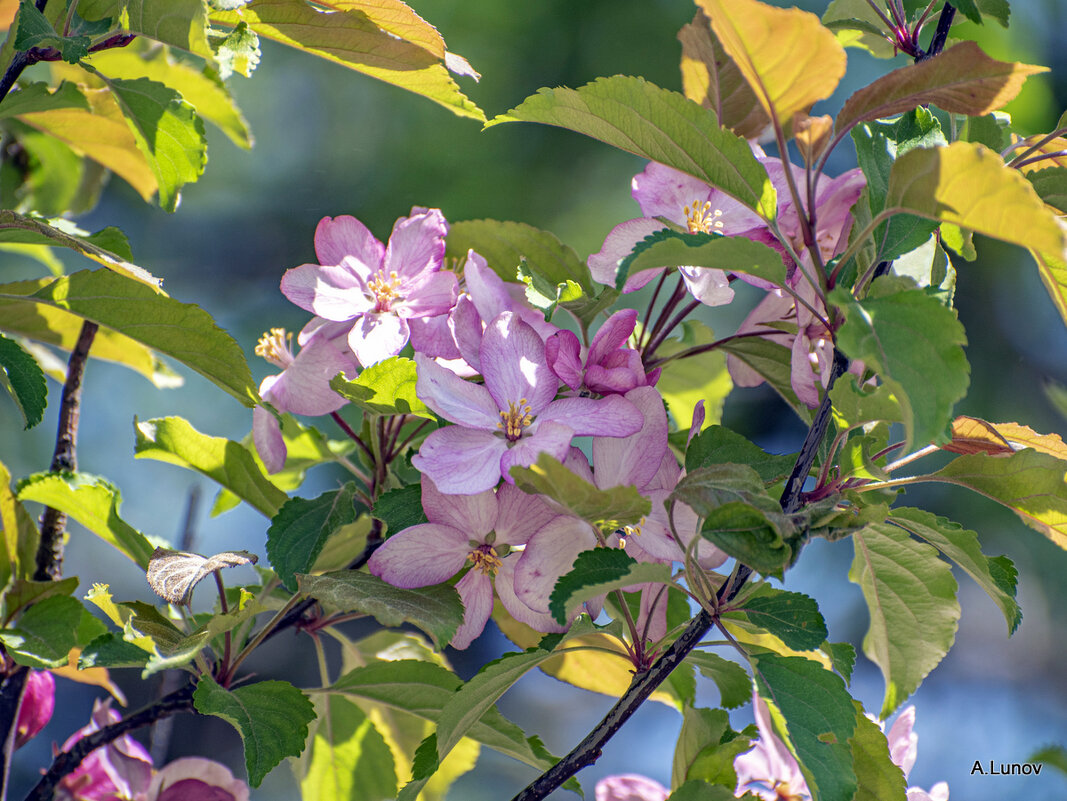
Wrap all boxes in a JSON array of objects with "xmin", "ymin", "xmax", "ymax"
[
  {"xmin": 496, "ymin": 398, "xmax": 534, "ymax": 441},
  {"xmin": 685, "ymin": 200, "xmax": 725, "ymax": 234},
  {"xmin": 367, "ymin": 269, "xmax": 404, "ymax": 312},
  {"xmin": 255, "ymin": 328, "xmax": 293, "ymax": 369},
  {"xmin": 467, "ymin": 546, "xmax": 502, "ymax": 576}
]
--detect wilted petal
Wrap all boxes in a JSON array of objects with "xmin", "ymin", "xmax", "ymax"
[
  {"xmin": 313, "ymin": 215, "xmax": 384, "ymax": 272},
  {"xmin": 383, "ymin": 208, "xmax": 448, "ymax": 281},
  {"xmin": 149, "ymin": 757, "xmax": 250, "ymax": 801},
  {"xmin": 451, "ymin": 569, "xmax": 494, "ymax": 649},
  {"xmin": 280, "ymin": 263, "xmax": 369, "ymax": 321},
  {"xmin": 420, "ymin": 475, "xmax": 498, "ymax": 537},
  {"xmin": 539, "ymin": 395, "xmax": 643, "ymax": 438},
  {"xmin": 594, "ymin": 774, "xmax": 669, "ymax": 801},
  {"xmin": 349, "ymin": 311, "xmax": 410, "ymax": 367},
  {"xmin": 480, "ymin": 313, "xmax": 557, "ymax": 413},
  {"xmin": 414, "ymin": 353, "xmax": 499, "ymax": 428},
  {"xmin": 413, "ymin": 426, "xmax": 506, "ymax": 494},
  {"xmin": 368, "ymin": 523, "xmax": 471, "ymax": 587}
]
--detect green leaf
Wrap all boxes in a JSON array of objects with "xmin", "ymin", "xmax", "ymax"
[
  {"xmin": 89, "ymin": 43, "xmax": 253, "ymax": 149},
  {"xmin": 850, "ymin": 523, "xmax": 960, "ymax": 717},
  {"xmin": 16, "ymin": 471, "xmax": 155, "ymax": 568},
  {"xmin": 751, "ymin": 653, "xmax": 857, "ymax": 801},
  {"xmin": 717, "ymin": 336, "xmax": 812, "ymax": 424},
  {"xmin": 0, "ymin": 270, "xmax": 257, "ymax": 404},
  {"xmin": 298, "ymin": 571, "xmax": 463, "ymax": 648},
  {"xmin": 672, "ymin": 707, "xmax": 743, "ymax": 788},
  {"xmin": 921, "ymin": 448, "xmax": 1067, "ymax": 551},
  {"xmin": 823, "ymin": 0, "xmax": 897, "ymax": 58},
  {"xmin": 193, "ymin": 675, "xmax": 316, "ymax": 787},
  {"xmin": 446, "ymin": 219, "xmax": 593, "ymax": 295},
  {"xmin": 700, "ymin": 501, "xmax": 791, "ymax": 576},
  {"xmin": 616, "ymin": 229, "xmax": 786, "ymax": 293},
  {"xmin": 888, "ymin": 507, "xmax": 1021, "ymax": 633},
  {"xmin": 123, "ymin": 0, "xmax": 213, "ymax": 58},
  {"xmin": 491, "ymin": 75, "xmax": 776, "ymax": 220},
  {"xmin": 0, "ymin": 81, "xmax": 89, "ymax": 118},
  {"xmin": 267, "ymin": 485, "xmax": 363, "ymax": 591},
  {"xmin": 962, "ymin": 112, "xmax": 1011, "ymax": 153},
  {"xmin": 373, "ymin": 484, "xmax": 427, "ymax": 535},
  {"xmin": 548, "ymin": 548, "xmax": 672, "ymax": 625},
  {"xmin": 1026, "ymin": 744, "xmax": 1067, "ymax": 776},
  {"xmin": 684, "ymin": 651, "xmax": 750, "ymax": 709},
  {"xmin": 733, "ymin": 589, "xmax": 828, "ymax": 651},
  {"xmin": 213, "ymin": 21, "xmax": 261, "ymax": 80},
  {"xmin": 210, "ymin": 3, "xmax": 484, "ymax": 121},
  {"xmin": 654, "ymin": 320, "xmax": 732, "ymax": 432},
  {"xmin": 1027, "ymin": 166, "xmax": 1067, "ymax": 213},
  {"xmin": 823, "ymin": 641, "xmax": 857, "ymax": 684},
  {"xmin": 686, "ymin": 425, "xmax": 796, "ymax": 484},
  {"xmin": 509, "ymin": 452, "xmax": 650, "ymax": 527},
  {"xmin": 330, "ymin": 357, "xmax": 431, "ymax": 418},
  {"xmin": 833, "ymin": 279, "xmax": 969, "ymax": 452},
  {"xmin": 14, "ymin": 1, "xmax": 90, "ymax": 62},
  {"xmin": 667, "ymin": 780, "xmax": 737, "ymax": 800},
  {"xmin": 836, "ymin": 42, "xmax": 1044, "ymax": 136},
  {"xmin": 78, "ymin": 632, "xmax": 151, "ymax": 669},
  {"xmin": 300, "ymin": 695, "xmax": 397, "ymax": 801},
  {"xmin": 850, "ymin": 705, "xmax": 907, "ymax": 801},
  {"xmin": 0, "ymin": 594, "xmax": 82, "ymax": 668},
  {"xmin": 0, "ymin": 333, "xmax": 46, "ymax": 428},
  {"xmin": 974, "ymin": 0, "xmax": 1011, "ymax": 26},
  {"xmin": 134, "ymin": 416, "xmax": 288, "ymax": 517},
  {"xmin": 91, "ymin": 74, "xmax": 207, "ymax": 212},
  {"xmin": 326, "ymin": 659, "xmax": 557, "ymax": 772},
  {"xmin": 829, "ymin": 375, "xmax": 903, "ymax": 432},
  {"xmin": 516, "ymin": 259, "xmax": 582, "ymax": 320}
]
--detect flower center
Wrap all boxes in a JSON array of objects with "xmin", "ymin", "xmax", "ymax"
[
  {"xmin": 684, "ymin": 200, "xmax": 725, "ymax": 234},
  {"xmin": 774, "ymin": 781, "xmax": 807, "ymax": 801},
  {"xmin": 367, "ymin": 269, "xmax": 404, "ymax": 312},
  {"xmin": 467, "ymin": 544, "xmax": 502, "ymax": 576},
  {"xmin": 255, "ymin": 328, "xmax": 294, "ymax": 369},
  {"xmin": 498, "ymin": 398, "xmax": 533, "ymax": 442},
  {"xmin": 614, "ymin": 517, "xmax": 645, "ymax": 549}
]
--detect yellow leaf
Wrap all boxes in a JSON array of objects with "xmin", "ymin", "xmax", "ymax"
[
  {"xmin": 678, "ymin": 10, "xmax": 770, "ymax": 140},
  {"xmin": 945, "ymin": 416, "xmax": 1014, "ymax": 456},
  {"xmin": 993, "ymin": 422, "xmax": 1067, "ymax": 460},
  {"xmin": 0, "ymin": 0, "xmax": 16, "ymax": 31},
  {"xmin": 696, "ymin": 0, "xmax": 846, "ymax": 126},
  {"xmin": 328, "ymin": 0, "xmax": 445, "ymax": 58},
  {"xmin": 1012, "ymin": 134, "xmax": 1067, "ymax": 172},
  {"xmin": 836, "ymin": 41, "xmax": 1045, "ymax": 136},
  {"xmin": 18, "ymin": 88, "xmax": 158, "ymax": 203},
  {"xmin": 52, "ymin": 649, "xmax": 128, "ymax": 705}
]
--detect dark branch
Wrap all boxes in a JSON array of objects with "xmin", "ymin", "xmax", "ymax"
[
  {"xmin": 918, "ymin": 3, "xmax": 955, "ymax": 61},
  {"xmin": 23, "ymin": 683, "xmax": 196, "ymax": 801}
]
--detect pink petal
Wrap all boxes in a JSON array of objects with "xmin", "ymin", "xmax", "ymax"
[
  {"xmin": 412, "ymin": 426, "xmax": 506, "ymax": 494},
  {"xmin": 886, "ymin": 706, "xmax": 918, "ymax": 779},
  {"xmin": 401, "ymin": 270, "xmax": 458, "ymax": 318},
  {"xmin": 451, "ymin": 568, "xmax": 493, "ymax": 649},
  {"xmin": 633, "ymin": 161, "xmax": 766, "ymax": 234},
  {"xmin": 538, "ymin": 394, "xmax": 643, "ymax": 438},
  {"xmin": 263, "ymin": 338, "xmax": 355, "ymax": 416},
  {"xmin": 514, "ymin": 516, "xmax": 597, "ymax": 614},
  {"xmin": 252, "ymin": 405, "xmax": 287, "ymax": 474},
  {"xmin": 449, "ymin": 295, "xmax": 484, "ymax": 372},
  {"xmin": 587, "ymin": 218, "xmax": 666, "ymax": 292},
  {"xmin": 349, "ymin": 312, "xmax": 410, "ymax": 367},
  {"xmin": 591, "ymin": 386, "xmax": 668, "ymax": 490},
  {"xmin": 408, "ymin": 312, "xmax": 461, "ymax": 359},
  {"xmin": 595, "ymin": 774, "xmax": 669, "ymax": 801},
  {"xmin": 480, "ymin": 313, "xmax": 557, "ymax": 413},
  {"xmin": 499, "ymin": 421, "xmax": 573, "ymax": 483},
  {"xmin": 463, "ymin": 250, "xmax": 513, "ymax": 324},
  {"xmin": 414, "ymin": 353, "xmax": 499, "ymax": 428},
  {"xmin": 383, "ymin": 208, "xmax": 448, "ymax": 280},
  {"xmin": 313, "ymin": 215, "xmax": 384, "ymax": 271},
  {"xmin": 368, "ymin": 523, "xmax": 471, "ymax": 587},
  {"xmin": 545, "ymin": 329, "xmax": 584, "ymax": 391},
  {"xmin": 588, "ymin": 309, "xmax": 638, "ymax": 365},
  {"xmin": 15, "ymin": 670, "xmax": 54, "ymax": 749},
  {"xmin": 420, "ymin": 475, "xmax": 498, "ymax": 537},
  {"xmin": 280, "ymin": 263, "xmax": 369, "ymax": 321},
  {"xmin": 679, "ymin": 266, "xmax": 734, "ymax": 307},
  {"xmin": 493, "ymin": 483, "xmax": 560, "ymax": 545},
  {"xmin": 150, "ymin": 757, "xmax": 250, "ymax": 801},
  {"xmin": 496, "ymin": 557, "xmax": 569, "ymax": 634}
]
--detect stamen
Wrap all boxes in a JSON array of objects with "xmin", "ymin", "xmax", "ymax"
[
  {"xmin": 684, "ymin": 200, "xmax": 725, "ymax": 235},
  {"xmin": 496, "ymin": 398, "xmax": 534, "ymax": 441},
  {"xmin": 467, "ymin": 545, "xmax": 502, "ymax": 576},
  {"xmin": 255, "ymin": 328, "xmax": 294, "ymax": 369},
  {"xmin": 367, "ymin": 269, "xmax": 404, "ymax": 312}
]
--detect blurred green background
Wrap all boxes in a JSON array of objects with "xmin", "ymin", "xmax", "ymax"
[{"xmin": 6, "ymin": 0, "xmax": 1067, "ymax": 798}]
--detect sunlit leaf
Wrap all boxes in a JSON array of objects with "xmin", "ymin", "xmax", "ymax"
[
  {"xmin": 850, "ymin": 523, "xmax": 960, "ymax": 717},
  {"xmin": 836, "ymin": 42, "xmax": 1045, "ymax": 137},
  {"xmin": 115, "ymin": 0, "xmax": 213, "ymax": 58},
  {"xmin": 134, "ymin": 416, "xmax": 287, "ymax": 516},
  {"xmin": 492, "ymin": 75, "xmax": 776, "ymax": 220},
  {"xmin": 0, "ymin": 333, "xmax": 46, "ymax": 428},
  {"xmin": 943, "ymin": 415, "xmax": 1015, "ymax": 455},
  {"xmin": 193, "ymin": 675, "xmax": 316, "ymax": 787},
  {"xmin": 0, "ymin": 594, "xmax": 82, "ymax": 668},
  {"xmin": 697, "ymin": 0, "xmax": 846, "ymax": 126},
  {"xmin": 299, "ymin": 695, "xmax": 397, "ymax": 801},
  {"xmin": 14, "ymin": 2, "xmax": 90, "ymax": 63},
  {"xmin": 330, "ymin": 357, "xmax": 431, "ymax": 418},
  {"xmin": 679, "ymin": 10, "xmax": 769, "ymax": 140},
  {"xmin": 213, "ymin": 20, "xmax": 261, "ymax": 79},
  {"xmin": 16, "ymin": 472, "xmax": 155, "ymax": 568},
  {"xmin": 822, "ymin": 0, "xmax": 897, "ymax": 59},
  {"xmin": 730, "ymin": 588, "xmax": 828, "ymax": 651},
  {"xmin": 210, "ymin": 1, "xmax": 484, "ymax": 121},
  {"xmin": 988, "ymin": 421, "xmax": 1067, "ymax": 459},
  {"xmin": 0, "ymin": 81, "xmax": 89, "ymax": 118},
  {"xmin": 850, "ymin": 705, "xmax": 907, "ymax": 801},
  {"xmin": 146, "ymin": 547, "xmax": 257, "ymax": 605},
  {"xmin": 829, "ymin": 375, "xmax": 902, "ymax": 432}
]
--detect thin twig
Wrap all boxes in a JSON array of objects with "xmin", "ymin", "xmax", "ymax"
[{"xmin": 918, "ymin": 3, "xmax": 955, "ymax": 61}]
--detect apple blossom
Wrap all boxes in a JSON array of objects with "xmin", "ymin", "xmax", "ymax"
[
  {"xmin": 15, "ymin": 669, "xmax": 54, "ymax": 749},
  {"xmin": 875, "ymin": 706, "xmax": 950, "ymax": 801},
  {"xmin": 368, "ymin": 475, "xmax": 566, "ymax": 648},
  {"xmin": 55, "ymin": 700, "xmax": 154, "ymax": 801},
  {"xmin": 594, "ymin": 774, "xmax": 670, "ymax": 801},
  {"xmin": 147, "ymin": 757, "xmax": 250, "ymax": 801},
  {"xmin": 545, "ymin": 309, "xmax": 660, "ymax": 396},
  {"xmin": 279, "ymin": 209, "xmax": 458, "ymax": 367},
  {"xmin": 412, "ymin": 312, "xmax": 643, "ymax": 494}
]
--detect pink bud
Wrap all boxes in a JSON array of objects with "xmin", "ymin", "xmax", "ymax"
[{"xmin": 15, "ymin": 670, "xmax": 55, "ymax": 749}]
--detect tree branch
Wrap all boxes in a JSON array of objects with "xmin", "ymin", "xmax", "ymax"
[
  {"xmin": 23, "ymin": 683, "xmax": 196, "ymax": 801},
  {"xmin": 918, "ymin": 3, "xmax": 955, "ymax": 61},
  {"xmin": 510, "ymin": 351, "xmax": 850, "ymax": 800}
]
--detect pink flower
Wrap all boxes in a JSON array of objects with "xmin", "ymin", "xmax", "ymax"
[
  {"xmin": 15, "ymin": 669, "xmax": 54, "ymax": 749},
  {"xmin": 545, "ymin": 309, "xmax": 660, "ymax": 396},
  {"xmin": 595, "ymin": 774, "xmax": 669, "ymax": 801},
  {"xmin": 368, "ymin": 475, "xmax": 566, "ymax": 648},
  {"xmin": 280, "ymin": 209, "xmax": 458, "ymax": 367},
  {"xmin": 412, "ymin": 312, "xmax": 643, "ymax": 494},
  {"xmin": 56, "ymin": 700, "xmax": 154, "ymax": 801},
  {"xmin": 148, "ymin": 757, "xmax": 249, "ymax": 801},
  {"xmin": 875, "ymin": 706, "xmax": 950, "ymax": 801},
  {"xmin": 252, "ymin": 326, "xmax": 358, "ymax": 472},
  {"xmin": 734, "ymin": 692, "xmax": 811, "ymax": 801}
]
